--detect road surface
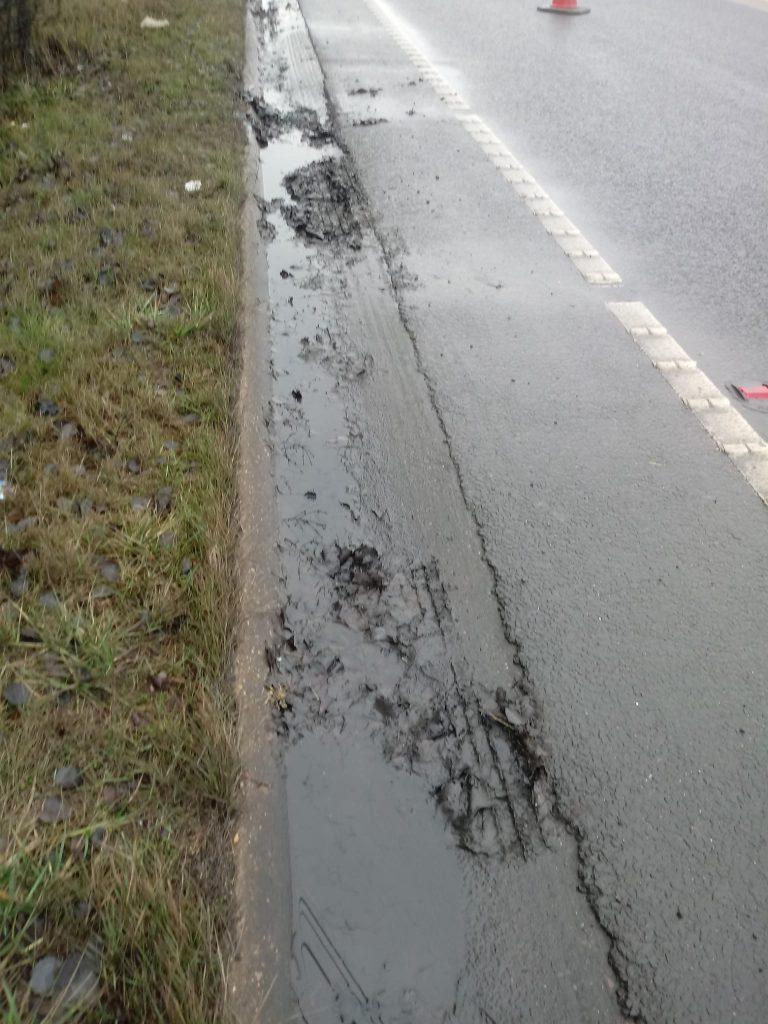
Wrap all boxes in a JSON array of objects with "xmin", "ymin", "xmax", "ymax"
[{"xmin": 248, "ymin": 1, "xmax": 768, "ymax": 1021}]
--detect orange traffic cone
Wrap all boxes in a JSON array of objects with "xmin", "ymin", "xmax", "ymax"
[{"xmin": 538, "ymin": 0, "xmax": 590, "ymax": 13}]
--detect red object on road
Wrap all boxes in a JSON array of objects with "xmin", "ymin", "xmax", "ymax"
[
  {"xmin": 735, "ymin": 384, "xmax": 768, "ymax": 401},
  {"xmin": 537, "ymin": 0, "xmax": 591, "ymax": 14}
]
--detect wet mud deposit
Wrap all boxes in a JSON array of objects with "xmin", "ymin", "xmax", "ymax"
[{"xmin": 250, "ymin": 2, "xmax": 627, "ymax": 1021}]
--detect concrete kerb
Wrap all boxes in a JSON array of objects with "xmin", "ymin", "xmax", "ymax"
[{"xmin": 228, "ymin": 7, "xmax": 295, "ymax": 1023}]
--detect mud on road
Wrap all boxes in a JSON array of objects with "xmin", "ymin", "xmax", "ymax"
[{"xmin": 247, "ymin": 2, "xmax": 628, "ymax": 1022}]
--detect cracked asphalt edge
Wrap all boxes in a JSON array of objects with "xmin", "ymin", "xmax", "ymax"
[{"xmin": 310, "ymin": 51, "xmax": 642, "ymax": 1024}]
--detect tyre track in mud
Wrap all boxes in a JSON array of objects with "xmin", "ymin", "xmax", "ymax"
[{"xmin": 248, "ymin": 1, "xmax": 630, "ymax": 1020}]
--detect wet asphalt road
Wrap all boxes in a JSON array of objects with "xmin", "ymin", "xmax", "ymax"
[{"xmin": 282, "ymin": 0, "xmax": 768, "ymax": 1021}]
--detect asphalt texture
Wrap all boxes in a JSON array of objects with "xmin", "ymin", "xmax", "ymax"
[{"xmin": 256, "ymin": 1, "xmax": 768, "ymax": 1022}]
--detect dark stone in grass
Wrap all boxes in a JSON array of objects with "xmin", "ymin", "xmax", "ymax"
[
  {"xmin": 131, "ymin": 495, "xmax": 150, "ymax": 512},
  {"xmin": 10, "ymin": 571, "xmax": 28, "ymax": 599},
  {"xmin": 57, "ymin": 497, "xmax": 74, "ymax": 513},
  {"xmin": 130, "ymin": 329, "xmax": 148, "ymax": 345},
  {"xmin": 43, "ymin": 463, "xmax": 59, "ymax": 475},
  {"xmin": 0, "ymin": 354, "xmax": 15, "ymax": 377},
  {"xmin": 91, "ymin": 585, "xmax": 113, "ymax": 601},
  {"xmin": 39, "ymin": 795, "xmax": 71, "ymax": 824},
  {"xmin": 154, "ymin": 486, "xmax": 172, "ymax": 514},
  {"xmin": 3, "ymin": 680, "xmax": 30, "ymax": 707},
  {"xmin": 180, "ymin": 557, "xmax": 193, "ymax": 576},
  {"xmin": 90, "ymin": 827, "xmax": 107, "ymax": 849},
  {"xmin": 77, "ymin": 498, "xmax": 94, "ymax": 517},
  {"xmin": 158, "ymin": 530, "xmax": 176, "ymax": 549},
  {"xmin": 125, "ymin": 457, "xmax": 141, "ymax": 474},
  {"xmin": 30, "ymin": 956, "xmax": 63, "ymax": 996},
  {"xmin": 36, "ymin": 398, "xmax": 60, "ymax": 417},
  {"xmin": 19, "ymin": 624, "xmax": 41, "ymax": 643},
  {"xmin": 53, "ymin": 765, "xmax": 82, "ymax": 789},
  {"xmin": 161, "ymin": 439, "xmax": 180, "ymax": 452},
  {"xmin": 39, "ymin": 348, "xmax": 56, "ymax": 364},
  {"xmin": 182, "ymin": 412, "xmax": 201, "ymax": 425},
  {"xmin": 39, "ymin": 591, "xmax": 60, "ymax": 609},
  {"xmin": 98, "ymin": 560, "xmax": 120, "ymax": 583}
]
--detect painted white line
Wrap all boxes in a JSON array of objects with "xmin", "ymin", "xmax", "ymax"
[
  {"xmin": 362, "ymin": 0, "xmax": 621, "ymax": 287},
  {"xmin": 359, "ymin": 0, "xmax": 768, "ymax": 506},
  {"xmin": 608, "ymin": 302, "xmax": 768, "ymax": 505}
]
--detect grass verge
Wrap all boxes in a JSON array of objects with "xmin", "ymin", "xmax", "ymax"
[{"xmin": 1, "ymin": 0, "xmax": 244, "ymax": 1019}]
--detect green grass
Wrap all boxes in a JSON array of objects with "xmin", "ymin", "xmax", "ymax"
[{"xmin": 1, "ymin": 0, "xmax": 244, "ymax": 1019}]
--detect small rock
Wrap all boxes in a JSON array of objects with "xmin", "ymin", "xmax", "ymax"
[
  {"xmin": 39, "ymin": 795, "xmax": 71, "ymax": 824},
  {"xmin": 19, "ymin": 624, "xmax": 41, "ymax": 643},
  {"xmin": 29, "ymin": 955, "xmax": 63, "ymax": 997},
  {"xmin": 9, "ymin": 515, "xmax": 37, "ymax": 534},
  {"xmin": 291, "ymin": 388, "xmax": 303, "ymax": 403},
  {"xmin": 158, "ymin": 530, "xmax": 176, "ymax": 549},
  {"xmin": 10, "ymin": 571, "xmax": 28, "ymax": 599},
  {"xmin": 73, "ymin": 900, "xmax": 92, "ymax": 921},
  {"xmin": 90, "ymin": 826, "xmax": 107, "ymax": 850},
  {"xmin": 180, "ymin": 557, "xmax": 193, "ymax": 576},
  {"xmin": 161, "ymin": 439, "xmax": 180, "ymax": 452},
  {"xmin": 181, "ymin": 412, "xmax": 201, "ymax": 425},
  {"xmin": 41, "ymin": 651, "xmax": 68, "ymax": 678},
  {"xmin": 43, "ymin": 463, "xmax": 58, "ymax": 475},
  {"xmin": 2, "ymin": 680, "xmax": 30, "ymax": 707},
  {"xmin": 0, "ymin": 354, "xmax": 16, "ymax": 377},
  {"xmin": 91, "ymin": 585, "xmax": 113, "ymax": 601},
  {"xmin": 130, "ymin": 329, "xmax": 148, "ymax": 345},
  {"xmin": 77, "ymin": 497, "xmax": 94, "ymax": 516},
  {"xmin": 98, "ymin": 560, "xmax": 120, "ymax": 583},
  {"xmin": 150, "ymin": 671, "xmax": 169, "ymax": 691},
  {"xmin": 57, "ymin": 422, "xmax": 79, "ymax": 442},
  {"xmin": 56, "ymin": 496, "xmax": 74, "ymax": 513},
  {"xmin": 54, "ymin": 949, "xmax": 100, "ymax": 1005},
  {"xmin": 53, "ymin": 765, "xmax": 82, "ymax": 789},
  {"xmin": 125, "ymin": 457, "xmax": 141, "ymax": 474},
  {"xmin": 154, "ymin": 486, "xmax": 172, "ymax": 513},
  {"xmin": 131, "ymin": 495, "xmax": 151, "ymax": 512},
  {"xmin": 39, "ymin": 348, "xmax": 56, "ymax": 363},
  {"xmin": 39, "ymin": 590, "xmax": 60, "ymax": 609},
  {"xmin": 36, "ymin": 398, "xmax": 60, "ymax": 417}
]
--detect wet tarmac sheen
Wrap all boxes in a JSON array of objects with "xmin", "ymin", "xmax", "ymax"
[
  {"xmin": 251, "ymin": 2, "xmax": 624, "ymax": 1022},
  {"xmin": 287, "ymin": 736, "xmax": 464, "ymax": 1023}
]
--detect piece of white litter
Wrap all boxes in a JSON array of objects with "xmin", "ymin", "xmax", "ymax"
[
  {"xmin": 140, "ymin": 16, "xmax": 170, "ymax": 29},
  {"xmin": 184, "ymin": 180, "xmax": 202, "ymax": 194}
]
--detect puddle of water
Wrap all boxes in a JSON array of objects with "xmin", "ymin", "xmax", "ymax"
[
  {"xmin": 287, "ymin": 735, "xmax": 465, "ymax": 1024},
  {"xmin": 260, "ymin": 129, "xmax": 340, "ymax": 203}
]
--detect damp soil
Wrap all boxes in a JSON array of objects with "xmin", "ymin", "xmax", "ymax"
[{"xmin": 253, "ymin": 2, "xmax": 626, "ymax": 1022}]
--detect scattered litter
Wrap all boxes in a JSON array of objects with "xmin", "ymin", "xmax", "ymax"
[
  {"xmin": 184, "ymin": 179, "xmax": 202, "ymax": 193},
  {"xmin": 140, "ymin": 16, "xmax": 169, "ymax": 29}
]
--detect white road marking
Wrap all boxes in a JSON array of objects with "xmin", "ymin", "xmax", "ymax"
[
  {"xmin": 362, "ymin": 0, "xmax": 621, "ymax": 286},
  {"xmin": 358, "ymin": 0, "xmax": 768, "ymax": 506},
  {"xmin": 608, "ymin": 302, "xmax": 768, "ymax": 503}
]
